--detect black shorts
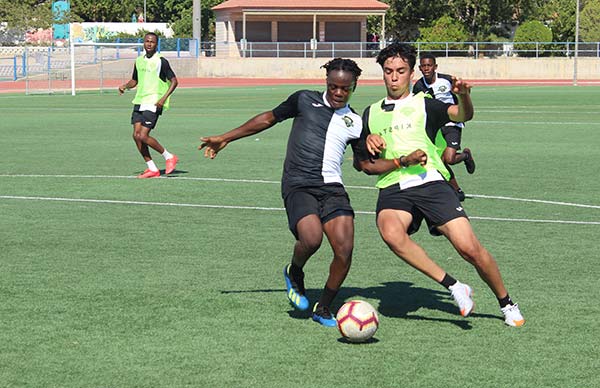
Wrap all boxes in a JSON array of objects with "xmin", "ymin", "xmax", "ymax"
[
  {"xmin": 284, "ymin": 185, "xmax": 354, "ymax": 239},
  {"xmin": 441, "ymin": 125, "xmax": 462, "ymax": 150},
  {"xmin": 376, "ymin": 181, "xmax": 467, "ymax": 236},
  {"xmin": 131, "ymin": 105, "xmax": 163, "ymax": 130}
]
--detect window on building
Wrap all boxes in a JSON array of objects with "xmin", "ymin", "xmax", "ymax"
[
  {"xmin": 234, "ymin": 21, "xmax": 272, "ymax": 42},
  {"xmin": 278, "ymin": 22, "xmax": 313, "ymax": 42},
  {"xmin": 325, "ymin": 22, "xmax": 360, "ymax": 42}
]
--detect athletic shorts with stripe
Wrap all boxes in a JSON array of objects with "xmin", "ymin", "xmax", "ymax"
[
  {"xmin": 284, "ymin": 185, "xmax": 354, "ymax": 240},
  {"xmin": 376, "ymin": 180, "xmax": 467, "ymax": 236},
  {"xmin": 131, "ymin": 105, "xmax": 163, "ymax": 130},
  {"xmin": 441, "ymin": 125, "xmax": 462, "ymax": 150}
]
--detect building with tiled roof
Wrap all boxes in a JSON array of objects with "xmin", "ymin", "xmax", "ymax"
[{"xmin": 211, "ymin": 0, "xmax": 389, "ymax": 57}]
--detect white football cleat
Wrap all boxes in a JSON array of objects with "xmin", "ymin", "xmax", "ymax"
[
  {"xmin": 449, "ymin": 281, "xmax": 475, "ymax": 317},
  {"xmin": 501, "ymin": 303, "xmax": 525, "ymax": 327}
]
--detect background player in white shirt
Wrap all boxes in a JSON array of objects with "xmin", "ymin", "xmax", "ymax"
[{"xmin": 413, "ymin": 52, "xmax": 475, "ymax": 201}]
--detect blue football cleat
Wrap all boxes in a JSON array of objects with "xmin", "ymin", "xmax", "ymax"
[
  {"xmin": 283, "ymin": 265, "xmax": 309, "ymax": 311},
  {"xmin": 312, "ymin": 303, "xmax": 337, "ymax": 327}
]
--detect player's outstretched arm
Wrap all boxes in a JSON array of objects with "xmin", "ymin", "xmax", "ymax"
[
  {"xmin": 448, "ymin": 77, "xmax": 473, "ymax": 122},
  {"xmin": 199, "ymin": 111, "xmax": 278, "ymax": 159}
]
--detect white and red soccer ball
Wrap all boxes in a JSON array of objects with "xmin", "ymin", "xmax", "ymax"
[{"xmin": 336, "ymin": 300, "xmax": 379, "ymax": 343}]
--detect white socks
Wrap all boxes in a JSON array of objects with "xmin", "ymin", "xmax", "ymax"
[
  {"xmin": 146, "ymin": 160, "xmax": 159, "ymax": 172},
  {"xmin": 146, "ymin": 149, "xmax": 172, "ymax": 171},
  {"xmin": 162, "ymin": 149, "xmax": 173, "ymax": 160}
]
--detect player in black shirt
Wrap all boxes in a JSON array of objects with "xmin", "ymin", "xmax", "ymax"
[
  {"xmin": 199, "ymin": 59, "xmax": 363, "ymax": 327},
  {"xmin": 413, "ymin": 52, "xmax": 476, "ymax": 200}
]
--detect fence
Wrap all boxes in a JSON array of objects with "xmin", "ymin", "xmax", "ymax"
[
  {"xmin": 1, "ymin": 40, "xmax": 599, "ymax": 90},
  {"xmin": 235, "ymin": 41, "xmax": 600, "ymax": 59},
  {"xmin": 0, "ymin": 39, "xmax": 208, "ymax": 83}
]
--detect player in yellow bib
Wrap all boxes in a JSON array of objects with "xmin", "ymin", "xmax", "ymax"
[
  {"xmin": 119, "ymin": 32, "xmax": 178, "ymax": 178},
  {"xmin": 353, "ymin": 43, "xmax": 524, "ymax": 327}
]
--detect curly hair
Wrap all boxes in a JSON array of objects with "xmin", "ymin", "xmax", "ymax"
[
  {"xmin": 375, "ymin": 43, "xmax": 417, "ymax": 70},
  {"xmin": 420, "ymin": 52, "xmax": 437, "ymax": 64},
  {"xmin": 321, "ymin": 58, "xmax": 363, "ymax": 82}
]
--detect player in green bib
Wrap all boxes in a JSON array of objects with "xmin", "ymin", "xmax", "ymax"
[
  {"xmin": 119, "ymin": 32, "xmax": 179, "ymax": 178},
  {"xmin": 353, "ymin": 43, "xmax": 524, "ymax": 327}
]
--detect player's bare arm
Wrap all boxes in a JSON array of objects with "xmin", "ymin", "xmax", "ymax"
[
  {"xmin": 355, "ymin": 148, "xmax": 427, "ymax": 175},
  {"xmin": 157, "ymin": 76, "xmax": 178, "ymax": 108},
  {"xmin": 199, "ymin": 110, "xmax": 278, "ymax": 159},
  {"xmin": 447, "ymin": 77, "xmax": 474, "ymax": 122},
  {"xmin": 118, "ymin": 79, "xmax": 138, "ymax": 95}
]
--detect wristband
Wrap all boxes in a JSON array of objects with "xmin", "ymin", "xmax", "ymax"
[
  {"xmin": 393, "ymin": 157, "xmax": 402, "ymax": 168},
  {"xmin": 399, "ymin": 156, "xmax": 408, "ymax": 168},
  {"xmin": 392, "ymin": 155, "xmax": 408, "ymax": 168}
]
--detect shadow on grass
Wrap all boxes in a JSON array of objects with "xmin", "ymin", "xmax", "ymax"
[
  {"xmin": 222, "ymin": 281, "xmax": 503, "ymax": 330},
  {"xmin": 133, "ymin": 169, "xmax": 189, "ymax": 177},
  {"xmin": 163, "ymin": 168, "xmax": 188, "ymax": 176},
  {"xmin": 337, "ymin": 337, "xmax": 380, "ymax": 345}
]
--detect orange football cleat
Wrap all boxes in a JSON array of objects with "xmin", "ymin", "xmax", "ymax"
[
  {"xmin": 137, "ymin": 169, "xmax": 160, "ymax": 178},
  {"xmin": 165, "ymin": 155, "xmax": 179, "ymax": 174}
]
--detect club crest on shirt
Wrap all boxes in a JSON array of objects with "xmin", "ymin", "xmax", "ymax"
[
  {"xmin": 342, "ymin": 115, "xmax": 354, "ymax": 128},
  {"xmin": 438, "ymin": 85, "xmax": 448, "ymax": 92}
]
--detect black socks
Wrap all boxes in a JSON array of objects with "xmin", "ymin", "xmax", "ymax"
[
  {"xmin": 317, "ymin": 286, "xmax": 338, "ymax": 310},
  {"xmin": 440, "ymin": 273, "xmax": 458, "ymax": 289},
  {"xmin": 498, "ymin": 294, "xmax": 514, "ymax": 308}
]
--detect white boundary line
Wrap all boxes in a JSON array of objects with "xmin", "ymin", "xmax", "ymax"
[
  {"xmin": 472, "ymin": 120, "xmax": 600, "ymax": 126},
  {"xmin": 2, "ymin": 173, "xmax": 599, "ymax": 210},
  {"xmin": 0, "ymin": 195, "xmax": 284, "ymax": 212},
  {"xmin": 467, "ymin": 194, "xmax": 600, "ymax": 209},
  {"xmin": 0, "ymin": 174, "xmax": 281, "ymax": 185},
  {"xmin": 1, "ymin": 195, "xmax": 599, "ymax": 226}
]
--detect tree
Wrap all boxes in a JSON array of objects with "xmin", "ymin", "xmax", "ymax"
[
  {"xmin": 167, "ymin": 0, "xmax": 221, "ymax": 40},
  {"xmin": 70, "ymin": 0, "xmax": 139, "ymax": 22},
  {"xmin": 0, "ymin": 0, "xmax": 584, "ymax": 44},
  {"xmin": 379, "ymin": 0, "xmax": 554, "ymax": 42},
  {"xmin": 510, "ymin": 0, "xmax": 547, "ymax": 22},
  {"xmin": 533, "ymin": 0, "xmax": 577, "ymax": 42},
  {"xmin": 446, "ymin": 0, "xmax": 515, "ymax": 40},
  {"xmin": 380, "ymin": 0, "xmax": 447, "ymax": 41},
  {"xmin": 513, "ymin": 20, "xmax": 552, "ymax": 56},
  {"xmin": 580, "ymin": 0, "xmax": 600, "ymax": 42},
  {"xmin": 418, "ymin": 15, "xmax": 469, "ymax": 51},
  {"xmin": 139, "ymin": 0, "xmax": 191, "ymax": 24},
  {"xmin": 0, "ymin": 0, "xmax": 53, "ymax": 32}
]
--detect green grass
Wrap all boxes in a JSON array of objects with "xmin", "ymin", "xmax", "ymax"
[{"xmin": 1, "ymin": 85, "xmax": 599, "ymax": 388}]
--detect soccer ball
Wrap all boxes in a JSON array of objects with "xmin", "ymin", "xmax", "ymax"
[{"xmin": 336, "ymin": 300, "xmax": 379, "ymax": 343}]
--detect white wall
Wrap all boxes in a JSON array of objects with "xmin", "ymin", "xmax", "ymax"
[{"xmin": 70, "ymin": 22, "xmax": 174, "ymax": 43}]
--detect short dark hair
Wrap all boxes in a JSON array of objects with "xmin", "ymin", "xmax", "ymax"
[
  {"xmin": 321, "ymin": 58, "xmax": 363, "ymax": 82},
  {"xmin": 376, "ymin": 43, "xmax": 417, "ymax": 70},
  {"xmin": 420, "ymin": 52, "xmax": 437, "ymax": 64},
  {"xmin": 144, "ymin": 32, "xmax": 159, "ymax": 40}
]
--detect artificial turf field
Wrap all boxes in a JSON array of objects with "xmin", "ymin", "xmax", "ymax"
[{"xmin": 1, "ymin": 85, "xmax": 599, "ymax": 388}]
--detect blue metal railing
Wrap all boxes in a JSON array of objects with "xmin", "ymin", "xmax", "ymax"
[{"xmin": 2, "ymin": 40, "xmax": 600, "ymax": 82}]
